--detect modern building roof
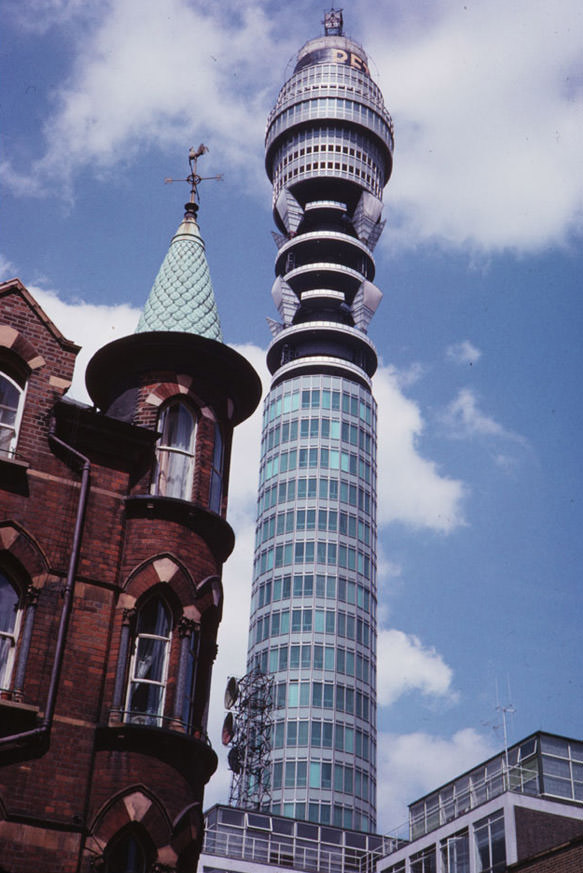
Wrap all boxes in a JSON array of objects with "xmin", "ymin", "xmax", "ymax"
[{"xmin": 136, "ymin": 201, "xmax": 223, "ymax": 341}]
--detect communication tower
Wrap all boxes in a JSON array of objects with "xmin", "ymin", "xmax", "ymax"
[{"xmin": 222, "ymin": 667, "xmax": 274, "ymax": 810}]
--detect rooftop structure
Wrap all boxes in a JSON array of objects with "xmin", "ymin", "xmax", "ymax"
[
  {"xmin": 136, "ymin": 147, "xmax": 223, "ymax": 339},
  {"xmin": 380, "ymin": 731, "xmax": 583, "ymax": 873},
  {"xmin": 201, "ymin": 803, "xmax": 402, "ymax": 873},
  {"xmin": 200, "ymin": 732, "xmax": 583, "ymax": 873}
]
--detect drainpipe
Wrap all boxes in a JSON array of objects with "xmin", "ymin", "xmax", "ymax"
[{"xmin": 0, "ymin": 423, "xmax": 90, "ymax": 751}]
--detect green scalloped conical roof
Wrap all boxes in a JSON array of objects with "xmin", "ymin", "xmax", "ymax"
[{"xmin": 136, "ymin": 202, "xmax": 223, "ymax": 340}]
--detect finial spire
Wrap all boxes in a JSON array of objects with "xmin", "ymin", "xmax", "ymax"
[{"xmin": 136, "ymin": 147, "xmax": 224, "ymax": 340}]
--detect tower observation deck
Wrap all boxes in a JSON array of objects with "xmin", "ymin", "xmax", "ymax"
[{"xmin": 243, "ymin": 11, "xmax": 394, "ymax": 832}]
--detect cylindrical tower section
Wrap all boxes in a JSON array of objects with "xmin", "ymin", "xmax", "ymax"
[
  {"xmin": 242, "ymin": 13, "xmax": 393, "ymax": 833},
  {"xmin": 248, "ymin": 373, "xmax": 378, "ymax": 832}
]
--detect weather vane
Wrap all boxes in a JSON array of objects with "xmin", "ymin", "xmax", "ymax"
[{"xmin": 164, "ymin": 144, "xmax": 223, "ymax": 204}]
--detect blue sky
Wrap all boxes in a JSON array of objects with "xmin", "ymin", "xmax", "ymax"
[{"xmin": 2, "ymin": 0, "xmax": 582, "ymax": 832}]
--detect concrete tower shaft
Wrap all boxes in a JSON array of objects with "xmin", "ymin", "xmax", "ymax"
[{"xmin": 244, "ymin": 20, "xmax": 393, "ymax": 832}]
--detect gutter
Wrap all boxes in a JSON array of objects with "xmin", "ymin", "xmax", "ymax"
[{"xmin": 0, "ymin": 423, "xmax": 90, "ymax": 752}]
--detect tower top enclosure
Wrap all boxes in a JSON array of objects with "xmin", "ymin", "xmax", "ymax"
[{"xmin": 263, "ymin": 18, "xmax": 394, "ymax": 392}]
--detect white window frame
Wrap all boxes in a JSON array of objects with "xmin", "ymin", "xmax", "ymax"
[
  {"xmin": 151, "ymin": 399, "xmax": 197, "ymax": 500},
  {"xmin": 0, "ymin": 572, "xmax": 23, "ymax": 691},
  {"xmin": 441, "ymin": 830, "xmax": 470, "ymax": 873},
  {"xmin": 0, "ymin": 372, "xmax": 26, "ymax": 458},
  {"xmin": 124, "ymin": 597, "xmax": 172, "ymax": 727}
]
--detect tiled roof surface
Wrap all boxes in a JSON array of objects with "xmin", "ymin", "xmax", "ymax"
[{"xmin": 136, "ymin": 211, "xmax": 223, "ymax": 340}]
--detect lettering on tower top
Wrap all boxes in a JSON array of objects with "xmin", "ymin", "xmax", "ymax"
[{"xmin": 295, "ymin": 46, "xmax": 370, "ymax": 77}]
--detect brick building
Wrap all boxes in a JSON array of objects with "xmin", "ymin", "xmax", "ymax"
[{"xmin": 0, "ymin": 186, "xmax": 260, "ymax": 871}]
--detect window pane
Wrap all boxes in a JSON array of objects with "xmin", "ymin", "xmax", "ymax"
[
  {"xmin": 106, "ymin": 832, "xmax": 147, "ymax": 873},
  {"xmin": 128, "ymin": 682, "xmax": 164, "ymax": 723},
  {"xmin": 0, "ymin": 375, "xmax": 21, "ymax": 455},
  {"xmin": 134, "ymin": 637, "xmax": 167, "ymax": 683},
  {"xmin": 154, "ymin": 401, "xmax": 196, "ymax": 499},
  {"xmin": 0, "ymin": 573, "xmax": 19, "ymax": 634}
]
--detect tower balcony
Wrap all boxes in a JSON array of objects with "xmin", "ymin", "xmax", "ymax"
[
  {"xmin": 284, "ymin": 261, "xmax": 366, "ymax": 301},
  {"xmin": 275, "ymin": 230, "xmax": 375, "ymax": 282},
  {"xmin": 266, "ymin": 320, "xmax": 378, "ymax": 384}
]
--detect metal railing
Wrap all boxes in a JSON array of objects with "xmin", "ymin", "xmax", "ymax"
[{"xmin": 203, "ymin": 826, "xmax": 402, "ymax": 873}]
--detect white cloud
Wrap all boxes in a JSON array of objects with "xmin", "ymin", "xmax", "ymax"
[
  {"xmin": 446, "ymin": 340, "xmax": 482, "ymax": 366},
  {"xmin": 377, "ymin": 728, "xmax": 497, "ymax": 833},
  {"xmin": 4, "ymin": 0, "xmax": 286, "ymax": 198},
  {"xmin": 443, "ymin": 387, "xmax": 525, "ymax": 444},
  {"xmin": 0, "ymin": 255, "xmax": 18, "ymax": 281},
  {"xmin": 364, "ymin": 0, "xmax": 583, "ymax": 252},
  {"xmin": 375, "ymin": 365, "xmax": 466, "ymax": 532},
  {"xmin": 26, "ymin": 284, "xmax": 140, "ymax": 403},
  {"xmin": 33, "ymin": 282, "xmax": 466, "ymax": 535},
  {"xmin": 5, "ymin": 0, "xmax": 583, "ymax": 252},
  {"xmin": 221, "ymin": 344, "xmax": 268, "ymax": 516},
  {"xmin": 377, "ymin": 628, "xmax": 456, "ymax": 707},
  {"xmin": 205, "ymin": 517, "xmax": 257, "ymax": 807}
]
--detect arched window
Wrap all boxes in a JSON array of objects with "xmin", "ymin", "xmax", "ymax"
[
  {"xmin": 104, "ymin": 827, "xmax": 150, "ymax": 873},
  {"xmin": 0, "ymin": 571, "xmax": 22, "ymax": 691},
  {"xmin": 209, "ymin": 422, "xmax": 224, "ymax": 513},
  {"xmin": 152, "ymin": 400, "xmax": 196, "ymax": 500},
  {"xmin": 0, "ymin": 373, "xmax": 24, "ymax": 458},
  {"xmin": 125, "ymin": 595, "xmax": 172, "ymax": 727}
]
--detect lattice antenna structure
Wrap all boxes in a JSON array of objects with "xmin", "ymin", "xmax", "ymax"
[{"xmin": 222, "ymin": 666, "xmax": 274, "ymax": 811}]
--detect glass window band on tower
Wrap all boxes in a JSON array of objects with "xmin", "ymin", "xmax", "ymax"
[
  {"xmin": 241, "ymin": 23, "xmax": 393, "ymax": 833},
  {"xmin": 248, "ymin": 371, "xmax": 378, "ymax": 832}
]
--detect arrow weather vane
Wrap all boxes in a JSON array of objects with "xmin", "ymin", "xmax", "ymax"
[{"xmin": 164, "ymin": 144, "xmax": 223, "ymax": 204}]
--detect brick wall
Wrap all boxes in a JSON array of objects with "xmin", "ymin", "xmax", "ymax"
[
  {"xmin": 515, "ymin": 805, "xmax": 583, "ymax": 861},
  {"xmin": 510, "ymin": 833, "xmax": 583, "ymax": 872},
  {"xmin": 0, "ymin": 281, "xmax": 247, "ymax": 872}
]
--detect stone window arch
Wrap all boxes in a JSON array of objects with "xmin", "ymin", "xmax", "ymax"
[{"xmin": 151, "ymin": 399, "xmax": 197, "ymax": 500}]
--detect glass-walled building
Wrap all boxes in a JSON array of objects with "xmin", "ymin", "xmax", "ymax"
[
  {"xmin": 240, "ymin": 11, "xmax": 394, "ymax": 831},
  {"xmin": 380, "ymin": 731, "xmax": 583, "ymax": 873}
]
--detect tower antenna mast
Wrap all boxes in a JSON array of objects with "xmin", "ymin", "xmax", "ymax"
[
  {"xmin": 495, "ymin": 676, "xmax": 517, "ymax": 785},
  {"xmin": 323, "ymin": 8, "xmax": 344, "ymax": 35}
]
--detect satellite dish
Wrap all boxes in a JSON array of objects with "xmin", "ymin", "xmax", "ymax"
[
  {"xmin": 224, "ymin": 676, "xmax": 239, "ymax": 709},
  {"xmin": 228, "ymin": 746, "xmax": 241, "ymax": 774},
  {"xmin": 222, "ymin": 712, "xmax": 234, "ymax": 746}
]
